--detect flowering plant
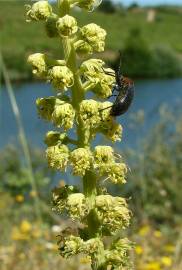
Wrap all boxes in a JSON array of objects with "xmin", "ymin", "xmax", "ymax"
[{"xmin": 26, "ymin": 0, "xmax": 133, "ymax": 269}]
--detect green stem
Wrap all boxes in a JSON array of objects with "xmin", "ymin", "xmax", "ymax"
[{"xmin": 57, "ymin": 0, "xmax": 104, "ymax": 268}]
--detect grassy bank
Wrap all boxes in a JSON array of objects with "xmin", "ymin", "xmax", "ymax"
[{"xmin": 0, "ymin": 1, "xmax": 182, "ymax": 80}]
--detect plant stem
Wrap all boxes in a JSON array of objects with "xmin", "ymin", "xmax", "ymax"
[
  {"xmin": 57, "ymin": 0, "xmax": 100, "ymax": 239},
  {"xmin": 57, "ymin": 1, "xmax": 105, "ymax": 268}
]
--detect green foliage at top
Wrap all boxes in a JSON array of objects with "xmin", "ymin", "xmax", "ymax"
[
  {"xmin": 0, "ymin": 1, "xmax": 182, "ymax": 79},
  {"xmin": 113, "ymin": 28, "xmax": 182, "ymax": 78}
]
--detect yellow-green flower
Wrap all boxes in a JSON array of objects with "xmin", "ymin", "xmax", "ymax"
[
  {"xmin": 56, "ymin": 15, "xmax": 78, "ymax": 37},
  {"xmin": 79, "ymin": 99, "xmax": 100, "ymax": 128},
  {"xmin": 52, "ymin": 102, "xmax": 75, "ymax": 130},
  {"xmin": 74, "ymin": 40, "xmax": 93, "ymax": 55},
  {"xmin": 104, "ymin": 121, "xmax": 123, "ymax": 142},
  {"xmin": 70, "ymin": 148, "xmax": 93, "ymax": 176},
  {"xmin": 105, "ymin": 238, "xmax": 133, "ymax": 267},
  {"xmin": 80, "ymin": 23, "xmax": 106, "ymax": 52},
  {"xmin": 59, "ymin": 235, "xmax": 84, "ymax": 258},
  {"xmin": 45, "ymin": 14, "xmax": 59, "ymax": 38},
  {"xmin": 80, "ymin": 58, "xmax": 104, "ymax": 76},
  {"xmin": 46, "ymin": 144, "xmax": 69, "ymax": 171},
  {"xmin": 99, "ymin": 163, "xmax": 127, "ymax": 184},
  {"xmin": 44, "ymin": 131, "xmax": 61, "ymax": 146},
  {"xmin": 27, "ymin": 53, "xmax": 47, "ymax": 77},
  {"xmin": 36, "ymin": 97, "xmax": 56, "ymax": 121},
  {"xmin": 96, "ymin": 195, "xmax": 130, "ymax": 233},
  {"xmin": 80, "ymin": 60, "xmax": 115, "ymax": 98},
  {"xmin": 94, "ymin": 146, "xmax": 115, "ymax": 167},
  {"xmin": 48, "ymin": 66, "xmax": 74, "ymax": 91},
  {"xmin": 67, "ymin": 193, "xmax": 87, "ymax": 220},
  {"xmin": 26, "ymin": 1, "xmax": 52, "ymax": 22}
]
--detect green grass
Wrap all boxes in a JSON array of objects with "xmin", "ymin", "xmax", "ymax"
[{"xmin": 0, "ymin": 1, "xmax": 182, "ymax": 79}]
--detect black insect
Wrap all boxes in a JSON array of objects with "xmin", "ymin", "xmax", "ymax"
[{"xmin": 101, "ymin": 53, "xmax": 134, "ymax": 117}]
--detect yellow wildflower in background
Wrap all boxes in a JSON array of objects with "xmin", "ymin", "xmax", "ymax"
[
  {"xmin": 161, "ymin": 256, "xmax": 172, "ymax": 267},
  {"xmin": 20, "ymin": 220, "xmax": 32, "ymax": 233},
  {"xmin": 164, "ymin": 244, "xmax": 175, "ymax": 253},
  {"xmin": 139, "ymin": 225, "xmax": 150, "ymax": 236},
  {"xmin": 154, "ymin": 230, "xmax": 162, "ymax": 238},
  {"xmin": 144, "ymin": 261, "xmax": 161, "ymax": 270},
  {"xmin": 135, "ymin": 245, "xmax": 143, "ymax": 255},
  {"xmin": 29, "ymin": 190, "xmax": 37, "ymax": 198},
  {"xmin": 15, "ymin": 194, "xmax": 24, "ymax": 203}
]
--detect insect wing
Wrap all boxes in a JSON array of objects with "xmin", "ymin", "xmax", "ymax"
[{"xmin": 89, "ymin": 0, "xmax": 102, "ymax": 12}]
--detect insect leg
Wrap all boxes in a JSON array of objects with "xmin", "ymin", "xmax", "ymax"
[{"xmin": 99, "ymin": 105, "xmax": 113, "ymax": 112}]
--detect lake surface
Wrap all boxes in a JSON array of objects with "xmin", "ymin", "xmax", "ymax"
[{"xmin": 1, "ymin": 79, "xmax": 182, "ymax": 151}]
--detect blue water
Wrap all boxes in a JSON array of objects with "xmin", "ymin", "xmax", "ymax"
[{"xmin": 0, "ymin": 79, "xmax": 182, "ymax": 150}]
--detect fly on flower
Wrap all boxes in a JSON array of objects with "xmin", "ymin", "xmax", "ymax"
[{"xmin": 101, "ymin": 52, "xmax": 134, "ymax": 117}]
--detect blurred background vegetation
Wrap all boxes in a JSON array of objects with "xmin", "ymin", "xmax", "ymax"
[
  {"xmin": 0, "ymin": 0, "xmax": 182, "ymax": 270},
  {"xmin": 0, "ymin": 0, "xmax": 182, "ymax": 80}
]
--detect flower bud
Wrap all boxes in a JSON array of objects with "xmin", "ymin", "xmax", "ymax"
[
  {"xmin": 27, "ymin": 53, "xmax": 47, "ymax": 77},
  {"xmin": 80, "ymin": 58, "xmax": 104, "ymax": 76},
  {"xmin": 26, "ymin": 1, "xmax": 52, "ymax": 22},
  {"xmin": 99, "ymin": 101, "xmax": 113, "ymax": 122},
  {"xmin": 74, "ymin": 40, "xmax": 93, "ymax": 56},
  {"xmin": 105, "ymin": 122, "xmax": 123, "ymax": 142},
  {"xmin": 52, "ymin": 102, "xmax": 75, "ymax": 130},
  {"xmin": 36, "ymin": 97, "xmax": 56, "ymax": 121},
  {"xmin": 94, "ymin": 146, "xmax": 115, "ymax": 167},
  {"xmin": 46, "ymin": 144, "xmax": 69, "ymax": 171},
  {"xmin": 48, "ymin": 66, "xmax": 74, "ymax": 91},
  {"xmin": 96, "ymin": 195, "xmax": 131, "ymax": 234},
  {"xmin": 80, "ymin": 23, "xmax": 106, "ymax": 52},
  {"xmin": 79, "ymin": 99, "xmax": 100, "ymax": 129},
  {"xmin": 70, "ymin": 148, "xmax": 93, "ymax": 176},
  {"xmin": 82, "ymin": 238, "xmax": 104, "ymax": 255},
  {"xmin": 44, "ymin": 131, "xmax": 61, "ymax": 146},
  {"xmin": 104, "ymin": 163, "xmax": 127, "ymax": 184},
  {"xmin": 45, "ymin": 14, "xmax": 59, "ymax": 38},
  {"xmin": 91, "ymin": 71, "xmax": 115, "ymax": 98},
  {"xmin": 59, "ymin": 235, "xmax": 84, "ymax": 258},
  {"xmin": 52, "ymin": 185, "xmax": 79, "ymax": 212},
  {"xmin": 56, "ymin": 15, "xmax": 78, "ymax": 37},
  {"xmin": 80, "ymin": 60, "xmax": 115, "ymax": 98},
  {"xmin": 67, "ymin": 193, "xmax": 87, "ymax": 220},
  {"xmin": 105, "ymin": 238, "xmax": 133, "ymax": 267}
]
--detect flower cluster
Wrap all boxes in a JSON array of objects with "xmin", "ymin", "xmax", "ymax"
[
  {"xmin": 80, "ymin": 59, "xmax": 115, "ymax": 98},
  {"xmin": 26, "ymin": 0, "xmax": 132, "ymax": 269},
  {"xmin": 36, "ymin": 97, "xmax": 75, "ymax": 130},
  {"xmin": 96, "ymin": 195, "xmax": 131, "ymax": 233}
]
